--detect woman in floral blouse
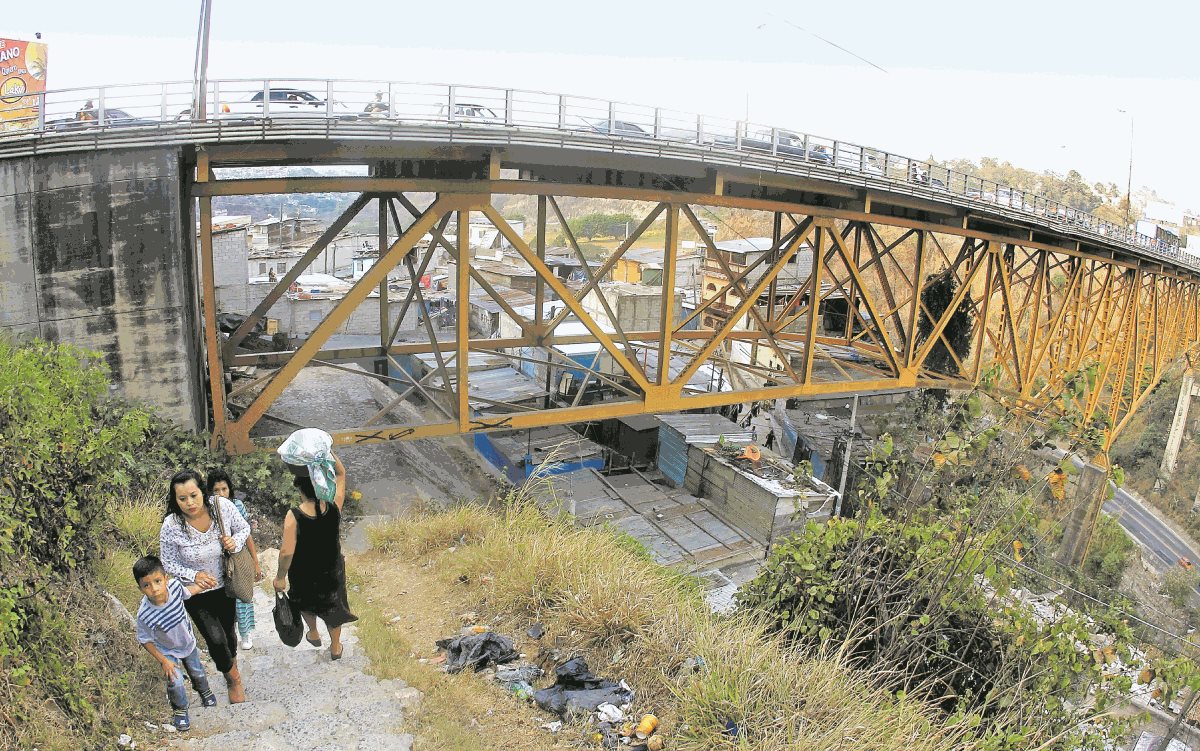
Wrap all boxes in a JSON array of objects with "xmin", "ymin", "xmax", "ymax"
[{"xmin": 159, "ymin": 469, "xmax": 250, "ymax": 703}]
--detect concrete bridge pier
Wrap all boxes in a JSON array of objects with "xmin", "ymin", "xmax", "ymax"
[
  {"xmin": 0, "ymin": 147, "xmax": 204, "ymax": 427},
  {"xmin": 1156, "ymin": 372, "xmax": 1199, "ymax": 491},
  {"xmin": 1057, "ymin": 462, "xmax": 1108, "ymax": 568}
]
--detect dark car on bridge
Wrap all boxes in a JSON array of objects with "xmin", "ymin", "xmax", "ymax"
[
  {"xmin": 46, "ymin": 108, "xmax": 158, "ymax": 132},
  {"xmin": 712, "ymin": 129, "xmax": 833, "ymax": 164}
]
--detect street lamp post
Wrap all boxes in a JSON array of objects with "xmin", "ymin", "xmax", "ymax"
[
  {"xmin": 1118, "ymin": 108, "xmax": 1134, "ymax": 228},
  {"xmin": 192, "ymin": 0, "xmax": 213, "ymax": 119}
]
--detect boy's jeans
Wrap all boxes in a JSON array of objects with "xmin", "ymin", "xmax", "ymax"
[{"xmin": 165, "ymin": 646, "xmax": 211, "ymax": 710}]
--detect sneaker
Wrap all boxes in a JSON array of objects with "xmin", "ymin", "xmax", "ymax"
[
  {"xmin": 172, "ymin": 709, "xmax": 191, "ymax": 732},
  {"xmin": 240, "ymin": 633, "xmax": 253, "ymax": 650},
  {"xmin": 199, "ymin": 690, "xmax": 217, "ymax": 708}
]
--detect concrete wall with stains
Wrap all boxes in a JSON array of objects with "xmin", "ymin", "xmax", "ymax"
[{"xmin": 0, "ymin": 147, "xmax": 203, "ymax": 428}]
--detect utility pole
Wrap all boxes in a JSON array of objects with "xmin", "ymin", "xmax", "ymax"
[
  {"xmin": 834, "ymin": 394, "xmax": 858, "ymax": 517},
  {"xmin": 192, "ymin": 0, "xmax": 213, "ymax": 119}
]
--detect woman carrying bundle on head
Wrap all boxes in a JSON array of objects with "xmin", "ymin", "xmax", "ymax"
[{"xmin": 273, "ymin": 429, "xmax": 357, "ymax": 661}]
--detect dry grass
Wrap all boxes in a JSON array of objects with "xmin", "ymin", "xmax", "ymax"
[
  {"xmin": 348, "ymin": 558, "xmax": 573, "ymax": 751},
  {"xmin": 107, "ymin": 487, "xmax": 164, "ymax": 557},
  {"xmin": 363, "ymin": 491, "xmax": 978, "ymax": 751}
]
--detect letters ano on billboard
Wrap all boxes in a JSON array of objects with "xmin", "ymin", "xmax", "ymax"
[{"xmin": 0, "ymin": 38, "xmax": 48, "ymax": 132}]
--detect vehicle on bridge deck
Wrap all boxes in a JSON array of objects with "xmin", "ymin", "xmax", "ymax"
[
  {"xmin": 710, "ymin": 128, "xmax": 835, "ymax": 164},
  {"xmin": 176, "ymin": 87, "xmax": 355, "ymax": 121},
  {"xmin": 46, "ymin": 108, "xmax": 158, "ymax": 131},
  {"xmin": 438, "ymin": 102, "xmax": 503, "ymax": 124},
  {"xmin": 575, "ymin": 119, "xmax": 649, "ymax": 137}
]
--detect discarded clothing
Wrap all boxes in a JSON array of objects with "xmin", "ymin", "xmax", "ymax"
[{"xmin": 434, "ymin": 631, "xmax": 518, "ymax": 674}]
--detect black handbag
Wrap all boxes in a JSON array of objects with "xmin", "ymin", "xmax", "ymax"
[{"xmin": 273, "ymin": 591, "xmax": 303, "ymax": 647}]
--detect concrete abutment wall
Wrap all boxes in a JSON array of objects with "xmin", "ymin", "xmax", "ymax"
[{"xmin": 0, "ymin": 146, "xmax": 203, "ymax": 428}]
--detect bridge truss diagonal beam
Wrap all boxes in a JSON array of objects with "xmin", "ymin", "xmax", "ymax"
[{"xmin": 192, "ymin": 173, "xmax": 1200, "ymax": 454}]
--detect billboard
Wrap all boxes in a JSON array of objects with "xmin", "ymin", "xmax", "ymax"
[{"xmin": 0, "ymin": 38, "xmax": 48, "ymax": 132}]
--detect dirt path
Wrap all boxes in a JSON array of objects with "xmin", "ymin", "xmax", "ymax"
[{"xmin": 168, "ymin": 551, "xmax": 421, "ymax": 751}]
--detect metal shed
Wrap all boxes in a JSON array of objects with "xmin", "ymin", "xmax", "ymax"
[{"xmin": 655, "ymin": 413, "xmax": 754, "ymax": 487}]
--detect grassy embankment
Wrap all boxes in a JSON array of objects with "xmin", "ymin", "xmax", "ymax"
[{"xmin": 349, "ymin": 488, "xmax": 977, "ymax": 751}]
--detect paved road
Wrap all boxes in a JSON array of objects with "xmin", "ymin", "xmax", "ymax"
[
  {"xmin": 1105, "ymin": 488, "xmax": 1200, "ymax": 573},
  {"xmin": 1060, "ymin": 454, "xmax": 1200, "ymax": 573}
]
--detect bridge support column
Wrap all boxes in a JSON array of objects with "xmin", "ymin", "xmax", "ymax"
[
  {"xmin": 1156, "ymin": 371, "xmax": 1196, "ymax": 490},
  {"xmin": 1057, "ymin": 462, "xmax": 1108, "ymax": 569}
]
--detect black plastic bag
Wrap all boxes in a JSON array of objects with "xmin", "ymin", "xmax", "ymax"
[
  {"xmin": 273, "ymin": 591, "xmax": 303, "ymax": 647},
  {"xmin": 533, "ymin": 656, "xmax": 634, "ymax": 717},
  {"xmin": 434, "ymin": 632, "xmax": 518, "ymax": 673}
]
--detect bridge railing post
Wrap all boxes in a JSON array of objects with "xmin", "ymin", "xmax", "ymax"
[
  {"xmin": 696, "ymin": 114, "xmax": 704, "ymax": 145},
  {"xmin": 609, "ymin": 101, "xmax": 616, "ymax": 135},
  {"xmin": 558, "ymin": 95, "xmax": 565, "ymax": 130},
  {"xmin": 36, "ymin": 91, "xmax": 45, "ymax": 131},
  {"xmin": 653, "ymin": 107, "xmax": 661, "ymax": 139},
  {"xmin": 387, "ymin": 82, "xmax": 394, "ymax": 119},
  {"xmin": 97, "ymin": 89, "xmax": 106, "ymax": 126},
  {"xmin": 326, "ymin": 81, "xmax": 333, "ymax": 118},
  {"xmin": 505, "ymin": 89, "xmax": 513, "ymax": 126},
  {"xmin": 160, "ymin": 83, "xmax": 168, "ymax": 124},
  {"xmin": 448, "ymin": 85, "xmax": 457, "ymax": 123},
  {"xmin": 262, "ymin": 80, "xmax": 270, "ymax": 118},
  {"xmin": 771, "ymin": 127, "xmax": 779, "ymax": 156},
  {"xmin": 735, "ymin": 121, "xmax": 742, "ymax": 150},
  {"xmin": 212, "ymin": 81, "xmax": 220, "ymax": 121}
]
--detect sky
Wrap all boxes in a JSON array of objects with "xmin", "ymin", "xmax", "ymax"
[{"xmin": 11, "ymin": 0, "xmax": 1200, "ymax": 209}]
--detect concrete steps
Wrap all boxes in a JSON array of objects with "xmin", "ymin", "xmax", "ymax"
[{"xmin": 168, "ymin": 575, "xmax": 419, "ymax": 751}]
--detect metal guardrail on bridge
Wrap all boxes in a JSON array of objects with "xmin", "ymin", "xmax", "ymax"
[{"xmin": 2, "ymin": 77, "xmax": 1194, "ymax": 272}]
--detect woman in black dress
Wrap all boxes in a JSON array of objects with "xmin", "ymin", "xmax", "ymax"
[{"xmin": 272, "ymin": 453, "xmax": 357, "ymax": 659}]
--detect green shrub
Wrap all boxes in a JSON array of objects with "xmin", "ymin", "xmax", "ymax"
[{"xmin": 0, "ymin": 337, "xmax": 150, "ymax": 738}]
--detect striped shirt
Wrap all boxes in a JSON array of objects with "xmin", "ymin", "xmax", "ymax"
[{"xmin": 135, "ymin": 578, "xmax": 196, "ymax": 658}]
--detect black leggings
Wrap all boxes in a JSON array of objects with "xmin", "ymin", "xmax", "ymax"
[{"xmin": 184, "ymin": 588, "xmax": 238, "ymax": 673}]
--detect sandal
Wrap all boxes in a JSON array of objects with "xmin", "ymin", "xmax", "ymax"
[
  {"xmin": 305, "ymin": 632, "xmax": 322, "ymax": 647},
  {"xmin": 330, "ymin": 646, "xmax": 343, "ymax": 661}
]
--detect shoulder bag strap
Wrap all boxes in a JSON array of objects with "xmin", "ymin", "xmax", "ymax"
[{"xmin": 210, "ymin": 496, "xmax": 230, "ymax": 557}]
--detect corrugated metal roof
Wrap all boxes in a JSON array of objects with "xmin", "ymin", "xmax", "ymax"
[
  {"xmin": 618, "ymin": 414, "xmax": 660, "ymax": 432},
  {"xmin": 656, "ymin": 413, "xmax": 754, "ymax": 445}
]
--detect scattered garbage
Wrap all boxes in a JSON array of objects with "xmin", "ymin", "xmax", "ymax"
[
  {"xmin": 495, "ymin": 663, "xmax": 544, "ymax": 683},
  {"xmin": 508, "ymin": 680, "xmax": 535, "ymax": 701},
  {"xmin": 646, "ymin": 734, "xmax": 665, "ymax": 750},
  {"xmin": 679, "ymin": 655, "xmax": 706, "ymax": 674},
  {"xmin": 434, "ymin": 631, "xmax": 518, "ymax": 673},
  {"xmin": 596, "ymin": 702, "xmax": 625, "ymax": 723},
  {"xmin": 533, "ymin": 656, "xmax": 635, "ymax": 718},
  {"xmin": 542, "ymin": 720, "xmax": 563, "ymax": 733},
  {"xmin": 527, "ymin": 622, "xmax": 545, "ymax": 640},
  {"xmin": 635, "ymin": 714, "xmax": 659, "ymax": 739}
]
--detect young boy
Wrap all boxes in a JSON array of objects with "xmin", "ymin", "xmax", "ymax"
[{"xmin": 133, "ymin": 555, "xmax": 218, "ymax": 731}]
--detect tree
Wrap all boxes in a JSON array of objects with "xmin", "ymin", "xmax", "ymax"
[{"xmin": 1163, "ymin": 567, "xmax": 1200, "ymax": 611}]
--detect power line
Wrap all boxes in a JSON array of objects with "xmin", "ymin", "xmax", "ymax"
[{"xmin": 758, "ymin": 15, "xmax": 890, "ymax": 74}]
